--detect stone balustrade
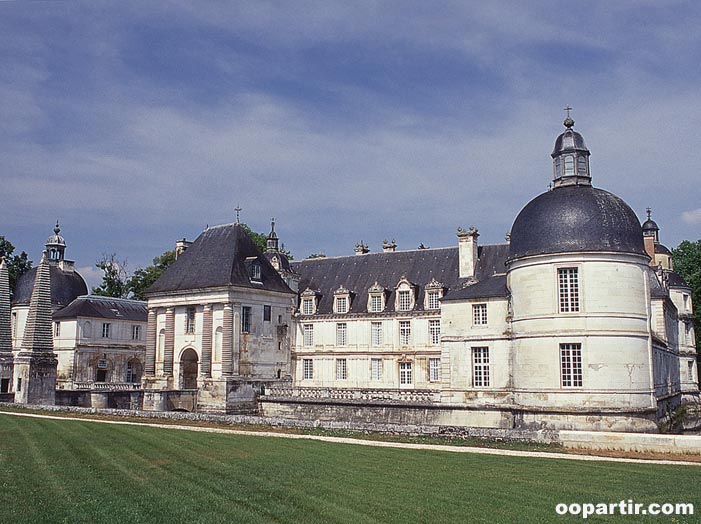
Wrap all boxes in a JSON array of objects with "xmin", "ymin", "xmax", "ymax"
[
  {"xmin": 263, "ymin": 386, "xmax": 440, "ymax": 404},
  {"xmin": 72, "ymin": 382, "xmax": 141, "ymax": 391}
]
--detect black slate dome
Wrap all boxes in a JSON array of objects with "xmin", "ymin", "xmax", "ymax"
[
  {"xmin": 508, "ymin": 185, "xmax": 647, "ymax": 261},
  {"xmin": 12, "ymin": 265, "xmax": 88, "ymax": 306}
]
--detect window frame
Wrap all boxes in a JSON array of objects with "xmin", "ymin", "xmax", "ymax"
[
  {"xmin": 263, "ymin": 305, "xmax": 272, "ymax": 322},
  {"xmin": 303, "ymin": 324, "xmax": 314, "ymax": 346},
  {"xmin": 472, "ymin": 303, "xmax": 488, "ymax": 326},
  {"xmin": 185, "ymin": 306, "xmax": 196, "ymax": 334},
  {"xmin": 101, "ymin": 322, "xmax": 111, "ymax": 339},
  {"xmin": 429, "ymin": 319, "xmax": 441, "ymax": 345},
  {"xmin": 560, "ymin": 342, "xmax": 583, "ymax": 387},
  {"xmin": 399, "ymin": 320, "xmax": 411, "ymax": 346},
  {"xmin": 241, "ymin": 306, "xmax": 252, "ymax": 334},
  {"xmin": 131, "ymin": 324, "xmax": 141, "ymax": 340},
  {"xmin": 54, "ymin": 321, "xmax": 61, "ymax": 337},
  {"xmin": 557, "ymin": 267, "xmax": 580, "ymax": 313},
  {"xmin": 336, "ymin": 322, "xmax": 347, "ymax": 346},
  {"xmin": 472, "ymin": 347, "xmax": 490, "ymax": 387},
  {"xmin": 399, "ymin": 361, "xmax": 413, "ymax": 386},
  {"xmin": 429, "ymin": 358, "xmax": 441, "ymax": 382},
  {"xmin": 371, "ymin": 321, "xmax": 383, "ymax": 346},
  {"xmin": 336, "ymin": 358, "xmax": 347, "ymax": 380},
  {"xmin": 303, "ymin": 358, "xmax": 313, "ymax": 380},
  {"xmin": 371, "ymin": 358, "xmax": 383, "ymax": 381}
]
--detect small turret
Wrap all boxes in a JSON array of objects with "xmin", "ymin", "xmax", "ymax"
[
  {"xmin": 551, "ymin": 107, "xmax": 591, "ymax": 188},
  {"xmin": 45, "ymin": 221, "xmax": 66, "ymax": 262}
]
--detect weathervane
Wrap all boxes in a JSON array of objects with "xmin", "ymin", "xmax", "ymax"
[
  {"xmin": 235, "ymin": 205, "xmax": 242, "ymax": 224},
  {"xmin": 564, "ymin": 105, "xmax": 572, "ymax": 118},
  {"xmin": 646, "ymin": 207, "xmax": 652, "ymax": 220}
]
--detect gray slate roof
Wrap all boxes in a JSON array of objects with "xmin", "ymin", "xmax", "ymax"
[
  {"xmin": 666, "ymin": 270, "xmax": 691, "ymax": 290},
  {"xmin": 13, "ymin": 265, "xmax": 88, "ymax": 307},
  {"xmin": 146, "ymin": 223, "xmax": 294, "ymax": 295},
  {"xmin": 291, "ymin": 244, "xmax": 510, "ymax": 314},
  {"xmin": 509, "ymin": 185, "xmax": 647, "ymax": 261},
  {"xmin": 648, "ymin": 270, "xmax": 668, "ymax": 299},
  {"xmin": 53, "ymin": 295, "xmax": 147, "ymax": 321}
]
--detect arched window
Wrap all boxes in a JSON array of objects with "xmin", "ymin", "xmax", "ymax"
[
  {"xmin": 214, "ymin": 327, "xmax": 223, "ymax": 362},
  {"xmin": 554, "ymin": 156, "xmax": 562, "ymax": 178},
  {"xmin": 564, "ymin": 155, "xmax": 574, "ymax": 176},
  {"xmin": 82, "ymin": 321, "xmax": 92, "ymax": 338},
  {"xmin": 126, "ymin": 358, "xmax": 143, "ymax": 383}
]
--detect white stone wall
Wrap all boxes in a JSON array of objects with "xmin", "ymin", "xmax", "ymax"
[
  {"xmin": 149, "ymin": 287, "xmax": 294, "ymax": 386},
  {"xmin": 292, "ymin": 313, "xmax": 442, "ymax": 389},
  {"xmin": 508, "ymin": 253, "xmax": 657, "ymax": 410}
]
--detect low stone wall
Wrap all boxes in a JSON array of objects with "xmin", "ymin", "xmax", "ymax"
[
  {"xmin": 55, "ymin": 389, "xmax": 143, "ymax": 410},
  {"xmin": 0, "ymin": 392, "xmax": 15, "ymax": 403},
  {"xmin": 3, "ymin": 403, "xmax": 700, "ymax": 454}
]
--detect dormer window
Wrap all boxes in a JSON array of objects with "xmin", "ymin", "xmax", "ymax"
[
  {"xmin": 424, "ymin": 278, "xmax": 444, "ymax": 310},
  {"xmin": 300, "ymin": 288, "xmax": 318, "ymax": 315},
  {"xmin": 250, "ymin": 262, "xmax": 261, "ymax": 281},
  {"xmin": 367, "ymin": 282, "xmax": 386, "ymax": 313},
  {"xmin": 395, "ymin": 277, "xmax": 416, "ymax": 312},
  {"xmin": 333, "ymin": 286, "xmax": 351, "ymax": 314}
]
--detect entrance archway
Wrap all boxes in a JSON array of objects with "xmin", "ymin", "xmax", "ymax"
[{"xmin": 180, "ymin": 348, "xmax": 199, "ymax": 389}]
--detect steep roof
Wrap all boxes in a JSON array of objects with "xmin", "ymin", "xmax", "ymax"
[
  {"xmin": 53, "ymin": 295, "xmax": 147, "ymax": 321},
  {"xmin": 291, "ymin": 243, "xmax": 510, "ymax": 314},
  {"xmin": 666, "ymin": 270, "xmax": 691, "ymax": 290},
  {"xmin": 146, "ymin": 223, "xmax": 294, "ymax": 295}
]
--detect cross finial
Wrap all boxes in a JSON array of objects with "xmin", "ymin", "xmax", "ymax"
[
  {"xmin": 646, "ymin": 207, "xmax": 652, "ymax": 220},
  {"xmin": 235, "ymin": 205, "xmax": 242, "ymax": 224},
  {"xmin": 271, "ymin": 217, "xmax": 276, "ymax": 232},
  {"xmin": 563, "ymin": 105, "xmax": 574, "ymax": 128}
]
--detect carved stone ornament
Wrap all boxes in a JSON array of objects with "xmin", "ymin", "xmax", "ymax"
[
  {"xmin": 368, "ymin": 281, "xmax": 385, "ymax": 293},
  {"xmin": 425, "ymin": 277, "xmax": 443, "ymax": 290},
  {"xmin": 334, "ymin": 285, "xmax": 350, "ymax": 296},
  {"xmin": 300, "ymin": 287, "xmax": 318, "ymax": 297}
]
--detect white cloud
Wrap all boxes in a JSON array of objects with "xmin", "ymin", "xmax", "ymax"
[{"xmin": 682, "ymin": 208, "xmax": 701, "ymax": 225}]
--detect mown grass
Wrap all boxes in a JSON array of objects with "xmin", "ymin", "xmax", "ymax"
[{"xmin": 0, "ymin": 414, "xmax": 698, "ymax": 523}]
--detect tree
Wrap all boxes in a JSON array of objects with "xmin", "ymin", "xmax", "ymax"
[
  {"xmin": 92, "ymin": 253, "xmax": 129, "ymax": 298},
  {"xmin": 127, "ymin": 250, "xmax": 176, "ymax": 301},
  {"xmin": 0, "ymin": 236, "xmax": 33, "ymax": 299},
  {"xmin": 240, "ymin": 223, "xmax": 293, "ymax": 259},
  {"xmin": 672, "ymin": 240, "xmax": 701, "ymax": 353}
]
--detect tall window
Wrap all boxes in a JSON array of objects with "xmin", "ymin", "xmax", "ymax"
[
  {"xmin": 472, "ymin": 304, "xmax": 487, "ymax": 325},
  {"xmin": 472, "ymin": 347, "xmax": 490, "ymax": 387},
  {"xmin": 335, "ymin": 297, "xmax": 348, "ymax": 314},
  {"xmin": 688, "ymin": 361, "xmax": 695, "ymax": 381},
  {"xmin": 54, "ymin": 321, "xmax": 61, "ymax": 337},
  {"xmin": 250, "ymin": 262, "xmax": 261, "ymax": 281},
  {"xmin": 560, "ymin": 343, "xmax": 583, "ymax": 387},
  {"xmin": 370, "ymin": 294, "xmax": 383, "ymax": 312},
  {"xmin": 577, "ymin": 155, "xmax": 588, "ymax": 175},
  {"xmin": 427, "ymin": 290, "xmax": 440, "ymax": 310},
  {"xmin": 303, "ymin": 324, "xmax": 314, "ymax": 346},
  {"xmin": 336, "ymin": 359, "xmax": 347, "ymax": 380},
  {"xmin": 185, "ymin": 307, "xmax": 196, "ymax": 334},
  {"xmin": 132, "ymin": 325, "xmax": 141, "ymax": 340},
  {"xmin": 102, "ymin": 323, "xmax": 111, "ymax": 339},
  {"xmin": 11, "ymin": 312, "xmax": 17, "ymax": 337},
  {"xmin": 263, "ymin": 305, "xmax": 271, "ymax": 322},
  {"xmin": 303, "ymin": 359, "xmax": 313, "ymax": 380},
  {"xmin": 429, "ymin": 320, "xmax": 441, "ymax": 345},
  {"xmin": 241, "ymin": 306, "xmax": 251, "ymax": 333},
  {"xmin": 371, "ymin": 322, "xmax": 383, "ymax": 346},
  {"xmin": 302, "ymin": 298, "xmax": 314, "ymax": 315},
  {"xmin": 371, "ymin": 358, "xmax": 383, "ymax": 381},
  {"xmin": 429, "ymin": 358, "xmax": 441, "ymax": 382},
  {"xmin": 399, "ymin": 321, "xmax": 411, "ymax": 345},
  {"xmin": 564, "ymin": 155, "xmax": 574, "ymax": 176},
  {"xmin": 398, "ymin": 290, "xmax": 412, "ymax": 311},
  {"xmin": 336, "ymin": 323, "xmax": 347, "ymax": 346},
  {"xmin": 399, "ymin": 362, "xmax": 413, "ymax": 386},
  {"xmin": 558, "ymin": 268, "xmax": 580, "ymax": 313}
]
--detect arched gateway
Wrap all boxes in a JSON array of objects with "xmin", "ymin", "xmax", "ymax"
[{"xmin": 179, "ymin": 348, "xmax": 198, "ymax": 389}]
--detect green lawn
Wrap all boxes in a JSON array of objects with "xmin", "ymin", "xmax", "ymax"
[{"xmin": 0, "ymin": 415, "xmax": 697, "ymax": 523}]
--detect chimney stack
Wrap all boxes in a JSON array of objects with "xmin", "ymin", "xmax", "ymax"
[
  {"xmin": 175, "ymin": 238, "xmax": 192, "ymax": 260},
  {"xmin": 457, "ymin": 226, "xmax": 479, "ymax": 279}
]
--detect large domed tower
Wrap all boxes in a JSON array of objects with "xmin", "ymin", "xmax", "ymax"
[{"xmin": 505, "ymin": 113, "xmax": 662, "ymax": 431}]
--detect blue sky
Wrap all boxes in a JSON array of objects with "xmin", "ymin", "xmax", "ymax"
[{"xmin": 2, "ymin": 1, "xmax": 700, "ymax": 289}]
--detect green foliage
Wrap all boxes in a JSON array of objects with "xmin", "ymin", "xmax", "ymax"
[
  {"xmin": 92, "ymin": 253, "xmax": 129, "ymax": 298},
  {"xmin": 127, "ymin": 250, "xmax": 176, "ymax": 300},
  {"xmin": 0, "ymin": 236, "xmax": 33, "ymax": 299},
  {"xmin": 240, "ymin": 223, "xmax": 293, "ymax": 259},
  {"xmin": 672, "ymin": 240, "xmax": 701, "ymax": 353},
  {"xmin": 1, "ymin": 413, "xmax": 700, "ymax": 524}
]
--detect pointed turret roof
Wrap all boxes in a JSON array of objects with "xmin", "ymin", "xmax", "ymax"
[
  {"xmin": 0, "ymin": 258, "xmax": 12, "ymax": 354},
  {"xmin": 20, "ymin": 253, "xmax": 54, "ymax": 353}
]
